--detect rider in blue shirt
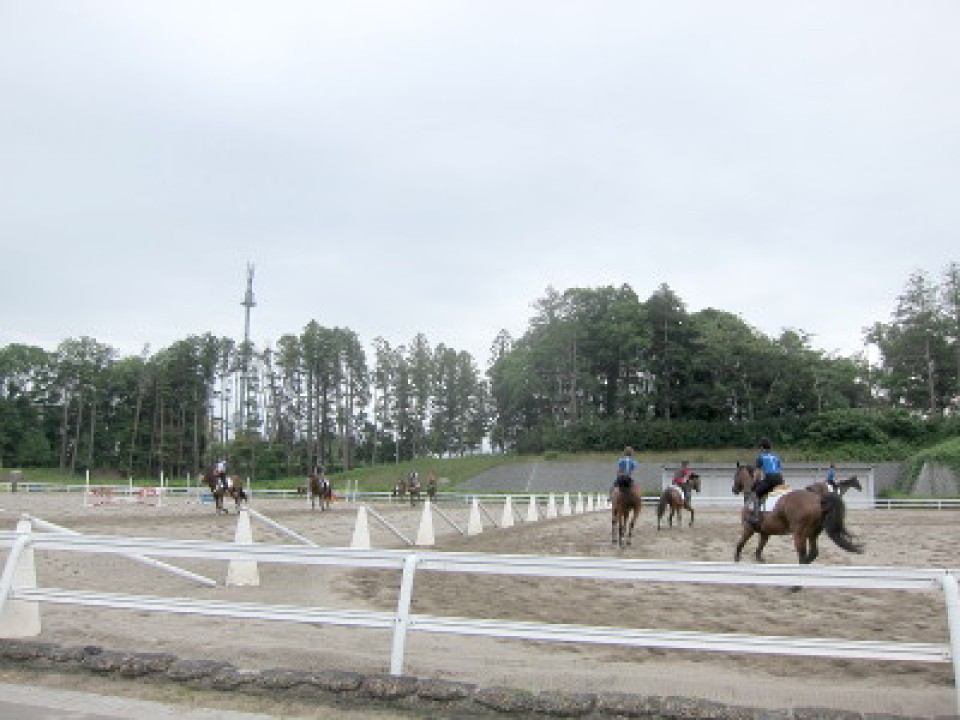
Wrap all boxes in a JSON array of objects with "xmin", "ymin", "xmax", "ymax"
[
  {"xmin": 825, "ymin": 463, "xmax": 837, "ymax": 492},
  {"xmin": 748, "ymin": 438, "xmax": 783, "ymax": 528},
  {"xmin": 612, "ymin": 446, "xmax": 638, "ymax": 495}
]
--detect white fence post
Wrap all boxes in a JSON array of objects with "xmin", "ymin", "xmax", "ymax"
[
  {"xmin": 941, "ymin": 573, "xmax": 960, "ymax": 715},
  {"xmin": 0, "ymin": 518, "xmax": 39, "ymax": 637},
  {"xmin": 390, "ymin": 553, "xmax": 419, "ymax": 675}
]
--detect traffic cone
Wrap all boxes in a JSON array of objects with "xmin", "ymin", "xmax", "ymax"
[
  {"xmin": 467, "ymin": 498, "xmax": 483, "ymax": 535},
  {"xmin": 226, "ymin": 508, "xmax": 259, "ymax": 587},
  {"xmin": 350, "ymin": 506, "xmax": 372, "ymax": 549},
  {"xmin": 501, "ymin": 496, "xmax": 515, "ymax": 528},
  {"xmin": 416, "ymin": 500, "xmax": 435, "ymax": 546}
]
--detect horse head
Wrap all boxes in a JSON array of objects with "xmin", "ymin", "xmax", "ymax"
[
  {"xmin": 688, "ymin": 473, "xmax": 701, "ymax": 493},
  {"xmin": 732, "ymin": 463, "xmax": 755, "ymax": 495},
  {"xmin": 847, "ymin": 475, "xmax": 862, "ymax": 492}
]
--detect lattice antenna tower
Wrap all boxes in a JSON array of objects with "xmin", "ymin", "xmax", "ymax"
[{"xmin": 239, "ymin": 262, "xmax": 258, "ymax": 434}]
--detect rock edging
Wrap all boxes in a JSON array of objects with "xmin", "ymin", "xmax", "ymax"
[{"xmin": 0, "ymin": 639, "xmax": 946, "ymax": 720}]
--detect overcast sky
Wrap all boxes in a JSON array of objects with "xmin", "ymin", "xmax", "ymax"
[{"xmin": 2, "ymin": 2, "xmax": 958, "ymax": 369}]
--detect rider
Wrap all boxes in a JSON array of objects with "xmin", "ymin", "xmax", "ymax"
[
  {"xmin": 747, "ymin": 438, "xmax": 783, "ymax": 528},
  {"xmin": 214, "ymin": 458, "xmax": 228, "ymax": 492},
  {"xmin": 612, "ymin": 446, "xmax": 638, "ymax": 497},
  {"xmin": 825, "ymin": 463, "xmax": 838, "ymax": 492},
  {"xmin": 672, "ymin": 460, "xmax": 692, "ymax": 500}
]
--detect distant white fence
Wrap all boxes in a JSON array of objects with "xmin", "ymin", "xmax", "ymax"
[{"xmin": 1, "ymin": 525, "xmax": 958, "ymax": 713}]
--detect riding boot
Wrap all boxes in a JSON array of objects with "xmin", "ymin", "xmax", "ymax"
[{"xmin": 746, "ymin": 492, "xmax": 761, "ymax": 529}]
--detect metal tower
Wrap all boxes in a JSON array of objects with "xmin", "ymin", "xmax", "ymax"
[{"xmin": 239, "ymin": 263, "xmax": 257, "ymax": 434}]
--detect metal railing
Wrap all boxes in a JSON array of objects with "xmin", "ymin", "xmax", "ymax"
[{"xmin": 0, "ymin": 525, "xmax": 957, "ymax": 713}]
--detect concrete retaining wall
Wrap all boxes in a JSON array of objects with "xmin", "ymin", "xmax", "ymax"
[{"xmin": 0, "ymin": 639, "xmax": 923, "ymax": 720}]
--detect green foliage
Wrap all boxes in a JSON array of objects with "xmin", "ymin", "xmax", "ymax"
[
  {"xmin": 803, "ymin": 409, "xmax": 889, "ymax": 445},
  {"xmin": 899, "ymin": 436, "xmax": 960, "ymax": 493}
]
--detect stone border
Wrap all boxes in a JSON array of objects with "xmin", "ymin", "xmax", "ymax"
[{"xmin": 0, "ymin": 639, "xmax": 948, "ymax": 720}]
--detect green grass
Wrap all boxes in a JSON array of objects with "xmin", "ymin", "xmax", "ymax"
[{"xmin": 0, "ymin": 446, "xmax": 893, "ymax": 493}]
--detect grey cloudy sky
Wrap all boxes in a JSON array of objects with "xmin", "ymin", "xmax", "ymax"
[{"xmin": 2, "ymin": 2, "xmax": 958, "ymax": 368}]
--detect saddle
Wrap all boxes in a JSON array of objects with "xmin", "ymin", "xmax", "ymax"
[{"xmin": 759, "ymin": 484, "xmax": 791, "ymax": 512}]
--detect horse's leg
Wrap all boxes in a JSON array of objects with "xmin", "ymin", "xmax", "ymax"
[
  {"xmin": 755, "ymin": 533, "xmax": 770, "ymax": 562},
  {"xmin": 611, "ymin": 512, "xmax": 618, "ymax": 545},
  {"xmin": 687, "ymin": 503, "xmax": 694, "ymax": 528},
  {"xmin": 806, "ymin": 534, "xmax": 820, "ymax": 564},
  {"xmin": 734, "ymin": 525, "xmax": 754, "ymax": 561}
]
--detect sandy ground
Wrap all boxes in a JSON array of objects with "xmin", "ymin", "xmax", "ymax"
[{"xmin": 0, "ymin": 490, "xmax": 957, "ymax": 718}]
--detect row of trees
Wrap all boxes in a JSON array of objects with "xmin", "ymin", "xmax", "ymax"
[{"xmin": 1, "ymin": 264, "xmax": 958, "ymax": 479}]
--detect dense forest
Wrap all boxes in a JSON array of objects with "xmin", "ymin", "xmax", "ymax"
[{"xmin": 2, "ymin": 264, "xmax": 960, "ymax": 480}]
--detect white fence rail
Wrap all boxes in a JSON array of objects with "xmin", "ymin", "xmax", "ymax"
[{"xmin": 1, "ymin": 526, "xmax": 958, "ymax": 712}]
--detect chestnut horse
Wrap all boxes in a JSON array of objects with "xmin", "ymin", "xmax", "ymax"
[
  {"xmin": 731, "ymin": 464, "xmax": 863, "ymax": 565},
  {"xmin": 308, "ymin": 473, "xmax": 333, "ymax": 511},
  {"xmin": 202, "ymin": 471, "xmax": 248, "ymax": 515},
  {"xmin": 656, "ymin": 473, "xmax": 701, "ymax": 530},
  {"xmin": 611, "ymin": 484, "xmax": 642, "ymax": 548}
]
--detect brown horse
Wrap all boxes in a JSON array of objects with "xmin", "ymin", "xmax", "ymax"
[
  {"xmin": 203, "ymin": 471, "xmax": 248, "ymax": 515},
  {"xmin": 611, "ymin": 484, "xmax": 642, "ymax": 548},
  {"xmin": 731, "ymin": 464, "xmax": 863, "ymax": 565},
  {"xmin": 308, "ymin": 473, "xmax": 333, "ymax": 511},
  {"xmin": 656, "ymin": 473, "xmax": 701, "ymax": 530}
]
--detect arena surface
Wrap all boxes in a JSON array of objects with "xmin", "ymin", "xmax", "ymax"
[{"xmin": 0, "ymin": 490, "xmax": 956, "ymax": 717}]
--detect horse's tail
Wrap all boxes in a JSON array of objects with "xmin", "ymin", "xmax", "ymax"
[{"xmin": 821, "ymin": 493, "xmax": 864, "ymax": 554}]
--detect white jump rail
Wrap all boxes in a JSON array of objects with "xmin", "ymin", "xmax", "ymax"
[{"xmin": 1, "ymin": 527, "xmax": 958, "ymax": 713}]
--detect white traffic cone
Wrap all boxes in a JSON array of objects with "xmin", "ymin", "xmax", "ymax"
[
  {"xmin": 467, "ymin": 498, "xmax": 483, "ymax": 535},
  {"xmin": 226, "ymin": 508, "xmax": 259, "ymax": 587},
  {"xmin": 501, "ymin": 496, "xmax": 515, "ymax": 528},
  {"xmin": 416, "ymin": 500, "xmax": 435, "ymax": 546},
  {"xmin": 350, "ymin": 506, "xmax": 372, "ymax": 549},
  {"xmin": 526, "ymin": 495, "xmax": 539, "ymax": 522},
  {"xmin": 0, "ymin": 517, "xmax": 40, "ymax": 637}
]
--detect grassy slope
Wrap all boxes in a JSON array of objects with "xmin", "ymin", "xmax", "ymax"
[{"xmin": 4, "ymin": 448, "xmax": 830, "ymax": 492}]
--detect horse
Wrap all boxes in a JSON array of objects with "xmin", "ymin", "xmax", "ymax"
[
  {"xmin": 814, "ymin": 475, "xmax": 862, "ymax": 497},
  {"xmin": 407, "ymin": 477, "xmax": 421, "ymax": 506},
  {"xmin": 426, "ymin": 474, "xmax": 438, "ymax": 501},
  {"xmin": 731, "ymin": 463, "xmax": 863, "ymax": 566},
  {"xmin": 308, "ymin": 473, "xmax": 333, "ymax": 511},
  {"xmin": 202, "ymin": 471, "xmax": 248, "ymax": 515},
  {"xmin": 611, "ymin": 483, "xmax": 642, "ymax": 548},
  {"xmin": 656, "ymin": 473, "xmax": 701, "ymax": 530}
]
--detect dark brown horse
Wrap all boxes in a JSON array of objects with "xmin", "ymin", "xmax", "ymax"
[
  {"xmin": 656, "ymin": 473, "xmax": 701, "ymax": 530},
  {"xmin": 308, "ymin": 474, "xmax": 333, "ymax": 511},
  {"xmin": 731, "ymin": 464, "xmax": 863, "ymax": 565},
  {"xmin": 611, "ymin": 484, "xmax": 642, "ymax": 548},
  {"xmin": 809, "ymin": 475, "xmax": 862, "ymax": 497},
  {"xmin": 203, "ymin": 471, "xmax": 248, "ymax": 515}
]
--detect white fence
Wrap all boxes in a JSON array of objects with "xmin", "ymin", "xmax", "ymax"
[{"xmin": 1, "ymin": 524, "xmax": 958, "ymax": 713}]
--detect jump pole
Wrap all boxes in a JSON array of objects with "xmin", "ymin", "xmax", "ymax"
[
  {"xmin": 363, "ymin": 505, "xmax": 414, "ymax": 546},
  {"xmin": 24, "ymin": 514, "xmax": 217, "ymax": 587},
  {"xmin": 245, "ymin": 507, "xmax": 316, "ymax": 546},
  {"xmin": 477, "ymin": 501, "xmax": 499, "ymax": 529},
  {"xmin": 431, "ymin": 504, "xmax": 465, "ymax": 535}
]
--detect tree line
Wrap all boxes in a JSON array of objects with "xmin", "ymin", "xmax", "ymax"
[{"xmin": 2, "ymin": 264, "xmax": 959, "ymax": 480}]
